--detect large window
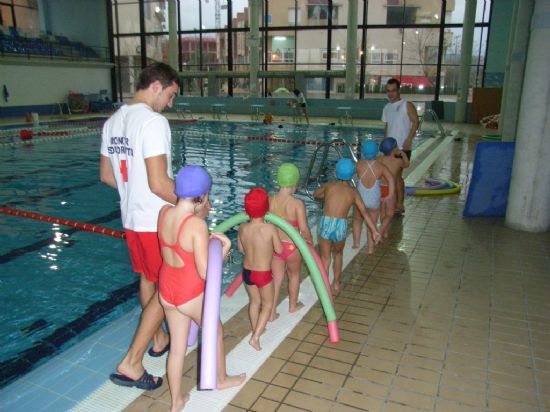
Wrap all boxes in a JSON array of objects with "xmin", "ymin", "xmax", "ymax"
[{"xmin": 110, "ymin": 0, "xmax": 491, "ymax": 101}]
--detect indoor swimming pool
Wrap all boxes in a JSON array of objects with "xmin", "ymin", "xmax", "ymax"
[{"xmin": 0, "ymin": 119, "xmax": 426, "ymax": 388}]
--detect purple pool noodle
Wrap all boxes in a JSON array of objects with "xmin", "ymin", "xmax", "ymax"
[
  {"xmin": 199, "ymin": 238, "xmax": 223, "ymax": 390},
  {"xmin": 188, "ymin": 321, "xmax": 198, "ymax": 346}
]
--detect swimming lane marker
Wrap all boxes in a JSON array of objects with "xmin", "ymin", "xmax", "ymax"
[{"xmin": 0, "ymin": 207, "xmax": 125, "ymax": 239}]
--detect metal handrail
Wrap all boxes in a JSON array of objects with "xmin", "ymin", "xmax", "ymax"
[
  {"xmin": 302, "ymin": 138, "xmax": 358, "ymax": 199},
  {"xmin": 417, "ymin": 108, "xmax": 446, "ymax": 138}
]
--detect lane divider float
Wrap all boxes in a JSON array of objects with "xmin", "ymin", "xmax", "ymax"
[{"xmin": 0, "ymin": 207, "xmax": 125, "ymax": 239}]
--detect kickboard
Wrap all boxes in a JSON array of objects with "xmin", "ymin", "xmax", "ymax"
[{"xmin": 463, "ymin": 141, "xmax": 515, "ymax": 217}]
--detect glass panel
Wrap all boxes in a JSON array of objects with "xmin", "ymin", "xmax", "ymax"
[
  {"xmin": 365, "ymin": 65, "xmax": 401, "ymax": 96},
  {"xmin": 145, "ymin": 34, "xmax": 168, "ymax": 63},
  {"xmin": 400, "ymin": 64, "xmax": 435, "ymax": 100},
  {"xmin": 368, "ymin": 0, "xmax": 441, "ymax": 25},
  {"xmin": 117, "ymin": 36, "xmax": 141, "ymax": 61},
  {"xmin": 180, "ymin": 0, "xmax": 200, "ymax": 30},
  {"xmin": 203, "ymin": 33, "xmax": 227, "ymax": 71},
  {"xmin": 13, "ymin": 4, "xmax": 39, "ymax": 35},
  {"xmin": 266, "ymin": 78, "xmax": 295, "ymax": 96},
  {"xmin": 405, "ymin": 0, "xmax": 442, "ymax": 24},
  {"xmin": 180, "ymin": 33, "xmax": 201, "ymax": 67},
  {"xmin": 181, "ymin": 78, "xmax": 203, "ymax": 96},
  {"xmin": 232, "ymin": 31, "xmax": 249, "ymax": 64},
  {"xmin": 366, "ymin": 28, "xmax": 402, "ymax": 65},
  {"xmin": 268, "ymin": 30, "xmax": 295, "ymax": 68},
  {"xmin": 201, "ymin": 0, "xmax": 228, "ymax": 29},
  {"xmin": 476, "ymin": 0, "xmax": 491, "ymax": 23},
  {"xmin": 402, "ymin": 27, "xmax": 440, "ymax": 65},
  {"xmin": 115, "ymin": 2, "xmax": 140, "ymax": 34},
  {"xmin": 446, "ymin": 0, "xmax": 491, "ymax": 24},
  {"xmin": 231, "ymin": 67, "xmax": 249, "ymax": 96},
  {"xmin": 232, "ymin": 0, "xmax": 249, "ymax": 28},
  {"xmin": 143, "ymin": 1, "xmax": 168, "ymax": 33},
  {"xmin": 442, "ymin": 27, "xmax": 461, "ymax": 64},
  {"xmin": 330, "ymin": 29, "xmax": 347, "ymax": 69},
  {"xmin": 1, "ymin": 5, "xmax": 14, "ymax": 27},
  {"xmin": 115, "ymin": 59, "xmax": 142, "ymax": 100},
  {"xmin": 297, "ymin": 0, "xmax": 331, "ymax": 27},
  {"xmin": 439, "ymin": 65, "xmax": 458, "ymax": 99},
  {"xmin": 295, "ymin": 29, "xmax": 325, "ymax": 69}
]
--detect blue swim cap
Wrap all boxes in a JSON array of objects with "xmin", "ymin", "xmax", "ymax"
[
  {"xmin": 175, "ymin": 165, "xmax": 212, "ymax": 198},
  {"xmin": 361, "ymin": 140, "xmax": 379, "ymax": 160},
  {"xmin": 379, "ymin": 137, "xmax": 397, "ymax": 155},
  {"xmin": 335, "ymin": 158, "xmax": 355, "ymax": 181}
]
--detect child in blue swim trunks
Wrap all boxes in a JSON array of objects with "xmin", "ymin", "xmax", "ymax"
[
  {"xmin": 313, "ymin": 158, "xmax": 381, "ymax": 293},
  {"xmin": 238, "ymin": 187, "xmax": 283, "ymax": 351}
]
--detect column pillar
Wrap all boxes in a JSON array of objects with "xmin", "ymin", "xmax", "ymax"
[
  {"xmin": 505, "ymin": 0, "xmax": 550, "ymax": 232},
  {"xmin": 248, "ymin": 0, "xmax": 261, "ymax": 97},
  {"xmin": 454, "ymin": 0, "xmax": 476, "ymax": 123},
  {"xmin": 499, "ymin": 0, "xmax": 534, "ymax": 141},
  {"xmin": 344, "ymin": 0, "xmax": 358, "ymax": 99},
  {"xmin": 168, "ymin": 0, "xmax": 178, "ymax": 70}
]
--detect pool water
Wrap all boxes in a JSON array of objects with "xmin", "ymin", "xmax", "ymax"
[{"xmin": 0, "ymin": 119, "xmax": 420, "ymax": 387}]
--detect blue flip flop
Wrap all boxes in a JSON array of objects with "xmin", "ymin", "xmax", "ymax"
[
  {"xmin": 147, "ymin": 342, "xmax": 170, "ymax": 357},
  {"xmin": 109, "ymin": 370, "xmax": 163, "ymax": 391}
]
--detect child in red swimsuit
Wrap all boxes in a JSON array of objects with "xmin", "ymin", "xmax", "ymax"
[
  {"xmin": 238, "ymin": 187, "xmax": 283, "ymax": 351},
  {"xmin": 269, "ymin": 163, "xmax": 313, "ymax": 321},
  {"xmin": 158, "ymin": 165, "xmax": 245, "ymax": 412}
]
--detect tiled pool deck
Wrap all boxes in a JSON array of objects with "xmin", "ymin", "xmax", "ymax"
[{"xmin": 1, "ymin": 116, "xmax": 549, "ymax": 411}]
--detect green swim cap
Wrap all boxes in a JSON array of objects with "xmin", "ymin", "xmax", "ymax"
[{"xmin": 277, "ymin": 163, "xmax": 300, "ymax": 187}]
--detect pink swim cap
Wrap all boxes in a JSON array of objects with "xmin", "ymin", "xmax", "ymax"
[{"xmin": 244, "ymin": 187, "xmax": 269, "ymax": 219}]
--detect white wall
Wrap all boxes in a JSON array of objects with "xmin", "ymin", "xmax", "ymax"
[{"xmin": 0, "ymin": 63, "xmax": 111, "ymax": 106}]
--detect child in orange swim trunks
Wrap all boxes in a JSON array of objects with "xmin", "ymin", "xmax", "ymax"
[
  {"xmin": 377, "ymin": 137, "xmax": 409, "ymax": 237},
  {"xmin": 158, "ymin": 165, "xmax": 245, "ymax": 411},
  {"xmin": 238, "ymin": 187, "xmax": 283, "ymax": 351}
]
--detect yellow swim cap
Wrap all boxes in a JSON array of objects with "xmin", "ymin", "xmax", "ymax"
[{"xmin": 277, "ymin": 163, "xmax": 300, "ymax": 187}]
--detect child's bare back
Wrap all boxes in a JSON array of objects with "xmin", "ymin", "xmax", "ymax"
[
  {"xmin": 316, "ymin": 180, "xmax": 361, "ymax": 218},
  {"xmin": 239, "ymin": 220, "xmax": 281, "ymax": 270}
]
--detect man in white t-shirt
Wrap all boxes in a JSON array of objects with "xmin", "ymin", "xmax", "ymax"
[
  {"xmin": 100, "ymin": 63, "xmax": 179, "ymax": 390},
  {"xmin": 381, "ymin": 78, "xmax": 419, "ymax": 214}
]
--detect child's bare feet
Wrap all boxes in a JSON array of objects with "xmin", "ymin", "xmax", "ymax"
[
  {"xmin": 352, "ymin": 243, "xmax": 359, "ymax": 249},
  {"xmin": 332, "ymin": 281, "xmax": 341, "ymax": 294},
  {"xmin": 289, "ymin": 301, "xmax": 304, "ymax": 313},
  {"xmin": 269, "ymin": 312, "xmax": 280, "ymax": 322},
  {"xmin": 217, "ymin": 373, "xmax": 246, "ymax": 390},
  {"xmin": 249, "ymin": 336, "xmax": 261, "ymax": 351},
  {"xmin": 170, "ymin": 393, "xmax": 190, "ymax": 412},
  {"xmin": 367, "ymin": 244, "xmax": 374, "ymax": 255}
]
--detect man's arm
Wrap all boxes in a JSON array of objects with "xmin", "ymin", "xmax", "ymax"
[
  {"xmin": 145, "ymin": 154, "xmax": 177, "ymax": 205},
  {"xmin": 99, "ymin": 155, "xmax": 117, "ymax": 189},
  {"xmin": 384, "ymin": 123, "xmax": 388, "ymax": 138},
  {"xmin": 403, "ymin": 102, "xmax": 419, "ymax": 150}
]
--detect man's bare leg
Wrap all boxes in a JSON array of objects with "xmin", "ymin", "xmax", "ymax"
[
  {"xmin": 139, "ymin": 276, "xmax": 169, "ymax": 353},
  {"xmin": 116, "ymin": 289, "xmax": 165, "ymax": 381}
]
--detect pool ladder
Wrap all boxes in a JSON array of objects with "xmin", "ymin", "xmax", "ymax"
[
  {"xmin": 302, "ymin": 138, "xmax": 357, "ymax": 199},
  {"xmin": 417, "ymin": 108, "xmax": 447, "ymax": 138}
]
